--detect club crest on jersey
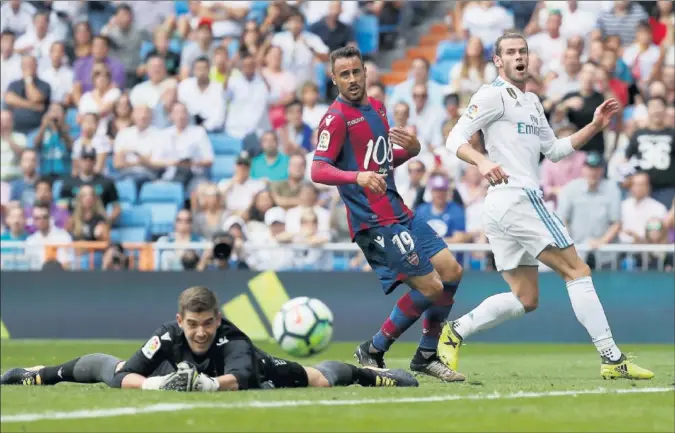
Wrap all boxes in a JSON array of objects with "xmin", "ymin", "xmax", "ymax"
[
  {"xmin": 465, "ymin": 104, "xmax": 478, "ymax": 119},
  {"xmin": 378, "ymin": 108, "xmax": 386, "ymax": 117},
  {"xmin": 406, "ymin": 252, "xmax": 420, "ymax": 266},
  {"xmin": 530, "ymin": 115, "xmax": 539, "ymax": 125},
  {"xmin": 507, "ymin": 88, "xmax": 517, "ymax": 99},
  {"xmin": 317, "ymin": 130, "xmax": 330, "ymax": 151}
]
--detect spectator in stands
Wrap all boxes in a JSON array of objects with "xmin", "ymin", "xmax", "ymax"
[
  {"xmin": 193, "ymin": 183, "xmax": 229, "ymax": 240},
  {"xmin": 0, "ymin": 206, "xmax": 27, "ymax": 242},
  {"xmin": 223, "ymin": 214, "xmax": 248, "ymax": 257},
  {"xmin": 260, "ymin": 1, "xmax": 294, "ymax": 35},
  {"xmin": 278, "ymin": 99, "xmax": 312, "ymax": 154},
  {"xmin": 9, "ymin": 149, "xmax": 38, "ymax": 207},
  {"xmin": 246, "ymin": 205, "xmax": 295, "ymax": 271},
  {"xmin": 250, "ymin": 131, "xmax": 289, "ymax": 181},
  {"xmin": 448, "ymin": 36, "xmax": 496, "ymax": 104},
  {"xmin": 540, "ymin": 125, "xmax": 586, "ymax": 205},
  {"xmin": 0, "ymin": 109, "xmax": 26, "ymax": 182},
  {"xmin": 226, "ymin": 51, "xmax": 272, "ymax": 140},
  {"xmin": 625, "ymin": 97, "xmax": 675, "ymax": 207},
  {"xmin": 595, "ymin": 63, "xmax": 628, "ymax": 109},
  {"xmin": 1, "ymin": 31, "xmax": 22, "ymax": 99},
  {"xmin": 309, "ymin": 1, "xmax": 355, "ymax": 53},
  {"xmin": 389, "ymin": 58, "xmax": 443, "ymax": 112},
  {"xmin": 140, "ymin": 28, "xmax": 181, "ymax": 79},
  {"xmin": 113, "ymin": 105, "xmax": 161, "ymax": 186},
  {"xmin": 101, "ymin": 3, "xmax": 146, "ymax": 87},
  {"xmin": 531, "ymin": 0, "xmax": 598, "ymax": 40},
  {"xmin": 588, "ymin": 39, "xmax": 605, "ymax": 64},
  {"xmin": 398, "ymin": 159, "xmax": 427, "ymax": 210},
  {"xmin": 107, "ymin": 93, "xmax": 133, "ymax": 141},
  {"xmin": 5, "ymin": 55, "xmax": 51, "ymax": 134},
  {"xmin": 270, "ymin": 153, "xmax": 306, "ymax": 209},
  {"xmin": 70, "ymin": 21, "xmax": 93, "ymax": 61},
  {"xmin": 620, "ymin": 171, "xmax": 668, "ymax": 244},
  {"xmin": 73, "ymin": 35, "xmax": 125, "ymax": 101},
  {"xmin": 416, "ymin": 175, "xmax": 469, "ymax": 245},
  {"xmin": 154, "ymin": 102, "xmax": 214, "ymax": 189},
  {"xmin": 177, "ymin": 56, "xmax": 225, "ymax": 132},
  {"xmin": 300, "ymin": 81, "xmax": 328, "ymax": 129},
  {"xmin": 461, "ymin": 0, "xmax": 514, "ymax": 48},
  {"xmin": 635, "ymin": 218, "xmax": 674, "ymax": 270},
  {"xmin": 409, "ymin": 83, "xmax": 445, "ymax": 150},
  {"xmin": 392, "ymin": 101, "xmax": 411, "ymax": 129},
  {"xmin": 200, "ymin": 1, "xmax": 250, "ymax": 39},
  {"xmin": 78, "ymin": 62, "xmax": 122, "ymax": 138},
  {"xmin": 261, "ymin": 45, "xmax": 297, "ymax": 129},
  {"xmin": 157, "ymin": 209, "xmax": 204, "ymax": 270},
  {"xmin": 24, "ymin": 177, "xmax": 69, "ymax": 234},
  {"xmin": 650, "ymin": 0, "xmax": 673, "ymax": 46},
  {"xmin": 37, "ymin": 41, "xmax": 73, "ymax": 107},
  {"xmin": 555, "ymin": 62, "xmax": 606, "ymax": 155},
  {"xmin": 179, "ymin": 19, "xmax": 217, "ymax": 80},
  {"xmin": 558, "ymin": 152, "xmax": 622, "ymax": 268},
  {"xmin": 67, "ymin": 184, "xmax": 109, "ymax": 242},
  {"xmin": 60, "ymin": 148, "xmax": 120, "ymax": 224},
  {"xmin": 152, "ymin": 85, "xmax": 177, "ymax": 129},
  {"xmin": 623, "ymin": 21, "xmax": 661, "ymax": 92},
  {"xmin": 291, "ymin": 207, "xmax": 330, "ymax": 269},
  {"xmin": 101, "ymin": 243, "xmax": 130, "ymax": 271},
  {"xmin": 25, "ymin": 202, "xmax": 73, "ymax": 270},
  {"xmin": 197, "ymin": 231, "xmax": 249, "ymax": 271},
  {"xmin": 270, "ymin": 8, "xmax": 329, "ymax": 86},
  {"xmin": 14, "ymin": 12, "xmax": 57, "ymax": 67},
  {"xmin": 238, "ymin": 22, "xmax": 266, "ymax": 64},
  {"xmin": 328, "ymin": 191, "xmax": 350, "ymax": 242},
  {"xmin": 243, "ymin": 189, "xmax": 276, "ymax": 227},
  {"xmin": 597, "ymin": 1, "xmax": 648, "ymax": 46},
  {"xmin": 33, "ymin": 103, "xmax": 73, "ymax": 180},
  {"xmin": 130, "ymin": 55, "xmax": 177, "ymax": 109},
  {"xmin": 546, "ymin": 48, "xmax": 582, "ymax": 103},
  {"xmin": 209, "ymin": 46, "xmax": 232, "ymax": 88},
  {"xmin": 218, "ymin": 151, "xmax": 266, "ymax": 214},
  {"xmin": 367, "ymin": 81, "xmax": 386, "ymax": 106},
  {"xmin": 527, "ymin": 11, "xmax": 565, "ymax": 77},
  {"xmin": 284, "ymin": 182, "xmax": 330, "ymax": 236},
  {"xmin": 0, "ymin": 0, "xmax": 35, "ymax": 37},
  {"xmin": 72, "ymin": 113, "xmax": 111, "ymax": 175}
]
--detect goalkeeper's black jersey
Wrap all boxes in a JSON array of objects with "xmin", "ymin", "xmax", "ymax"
[{"xmin": 119, "ymin": 318, "xmax": 261, "ymax": 390}]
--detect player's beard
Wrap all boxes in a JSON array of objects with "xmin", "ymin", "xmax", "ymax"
[{"xmin": 343, "ymin": 83, "xmax": 365, "ymax": 103}]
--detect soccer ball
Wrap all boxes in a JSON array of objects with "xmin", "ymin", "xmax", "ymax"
[{"xmin": 273, "ymin": 297, "xmax": 334, "ymax": 357}]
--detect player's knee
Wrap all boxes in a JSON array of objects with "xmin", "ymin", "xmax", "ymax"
[
  {"xmin": 421, "ymin": 275, "xmax": 444, "ymax": 299},
  {"xmin": 439, "ymin": 261, "xmax": 463, "ymax": 284},
  {"xmin": 306, "ymin": 367, "xmax": 331, "ymax": 388},
  {"xmin": 565, "ymin": 260, "xmax": 592, "ymax": 281}
]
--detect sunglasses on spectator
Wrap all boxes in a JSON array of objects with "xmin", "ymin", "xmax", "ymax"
[
  {"xmin": 646, "ymin": 221, "xmax": 663, "ymax": 232},
  {"xmin": 176, "ymin": 217, "xmax": 192, "ymax": 223}
]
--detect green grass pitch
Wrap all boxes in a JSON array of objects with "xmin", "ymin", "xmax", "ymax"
[{"xmin": 1, "ymin": 340, "xmax": 673, "ymax": 432}]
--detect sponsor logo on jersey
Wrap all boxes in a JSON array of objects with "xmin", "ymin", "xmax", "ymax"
[
  {"xmin": 317, "ymin": 130, "xmax": 330, "ymax": 151},
  {"xmin": 142, "ymin": 335, "xmax": 161, "ymax": 359},
  {"xmin": 374, "ymin": 236, "xmax": 385, "ymax": 248},
  {"xmin": 216, "ymin": 336, "xmax": 229, "ymax": 346},
  {"xmin": 347, "ymin": 116, "xmax": 365, "ymax": 127},
  {"xmin": 517, "ymin": 122, "xmax": 541, "ymax": 136},
  {"xmin": 465, "ymin": 104, "xmax": 478, "ymax": 119},
  {"xmin": 507, "ymin": 88, "xmax": 517, "ymax": 99}
]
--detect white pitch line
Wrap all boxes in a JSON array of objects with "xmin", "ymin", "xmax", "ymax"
[{"xmin": 2, "ymin": 387, "xmax": 673, "ymax": 423}]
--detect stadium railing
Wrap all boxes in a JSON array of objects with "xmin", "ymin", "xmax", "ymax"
[{"xmin": 0, "ymin": 241, "xmax": 672, "ymax": 272}]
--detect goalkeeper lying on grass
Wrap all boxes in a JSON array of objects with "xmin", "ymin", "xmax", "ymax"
[{"xmin": 1, "ymin": 286, "xmax": 417, "ymax": 391}]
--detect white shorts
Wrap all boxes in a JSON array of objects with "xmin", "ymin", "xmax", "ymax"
[{"xmin": 482, "ymin": 188, "xmax": 574, "ymax": 272}]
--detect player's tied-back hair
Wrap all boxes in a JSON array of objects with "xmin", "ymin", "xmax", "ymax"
[
  {"xmin": 494, "ymin": 32, "xmax": 528, "ymax": 56},
  {"xmin": 178, "ymin": 286, "xmax": 220, "ymax": 316},
  {"xmin": 330, "ymin": 46, "xmax": 364, "ymax": 72}
]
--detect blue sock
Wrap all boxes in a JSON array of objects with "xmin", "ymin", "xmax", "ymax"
[
  {"xmin": 419, "ymin": 282, "xmax": 459, "ymax": 351},
  {"xmin": 372, "ymin": 289, "xmax": 435, "ymax": 352}
]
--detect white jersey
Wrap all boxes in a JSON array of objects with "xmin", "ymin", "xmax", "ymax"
[{"xmin": 446, "ymin": 77, "xmax": 574, "ymax": 192}]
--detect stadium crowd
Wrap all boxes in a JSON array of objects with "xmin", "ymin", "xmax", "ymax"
[{"xmin": 0, "ymin": 0, "xmax": 673, "ymax": 272}]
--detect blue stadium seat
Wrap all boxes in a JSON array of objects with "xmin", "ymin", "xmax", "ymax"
[
  {"xmin": 315, "ymin": 62, "xmax": 327, "ymax": 100},
  {"xmin": 208, "ymin": 133, "xmax": 242, "ymax": 155},
  {"xmin": 116, "ymin": 205, "xmax": 152, "ymax": 228},
  {"xmin": 211, "ymin": 155, "xmax": 237, "ymax": 182},
  {"xmin": 140, "ymin": 203, "xmax": 179, "ymax": 236},
  {"xmin": 227, "ymin": 39, "xmax": 240, "ymax": 58},
  {"xmin": 112, "ymin": 227, "xmax": 150, "ymax": 243},
  {"xmin": 52, "ymin": 179, "xmax": 63, "ymax": 200},
  {"xmin": 248, "ymin": 1, "xmax": 269, "ymax": 23},
  {"xmin": 115, "ymin": 178, "xmax": 137, "ymax": 205},
  {"xmin": 436, "ymin": 41, "xmax": 466, "ymax": 63},
  {"xmin": 139, "ymin": 181, "xmax": 185, "ymax": 207},
  {"xmin": 354, "ymin": 15, "xmax": 379, "ymax": 55},
  {"xmin": 174, "ymin": 1, "xmax": 189, "ymax": 16},
  {"xmin": 430, "ymin": 60, "xmax": 456, "ymax": 85}
]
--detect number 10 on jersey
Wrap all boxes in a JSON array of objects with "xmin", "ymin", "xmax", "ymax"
[{"xmin": 363, "ymin": 136, "xmax": 393, "ymax": 168}]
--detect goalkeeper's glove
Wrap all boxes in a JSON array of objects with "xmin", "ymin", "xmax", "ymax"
[
  {"xmin": 141, "ymin": 362, "xmax": 198, "ymax": 392},
  {"xmin": 193, "ymin": 373, "xmax": 220, "ymax": 392}
]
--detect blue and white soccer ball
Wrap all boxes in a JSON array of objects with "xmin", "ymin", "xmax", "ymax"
[{"xmin": 273, "ymin": 297, "xmax": 334, "ymax": 357}]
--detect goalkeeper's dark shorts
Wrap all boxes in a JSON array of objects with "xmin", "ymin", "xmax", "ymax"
[{"xmin": 255, "ymin": 349, "xmax": 309, "ymax": 389}]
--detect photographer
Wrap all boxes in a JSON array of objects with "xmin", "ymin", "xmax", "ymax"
[
  {"xmin": 102, "ymin": 243, "xmax": 129, "ymax": 271},
  {"xmin": 33, "ymin": 103, "xmax": 74, "ymax": 180},
  {"xmin": 197, "ymin": 231, "xmax": 249, "ymax": 271}
]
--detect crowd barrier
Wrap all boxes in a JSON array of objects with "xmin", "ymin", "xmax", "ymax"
[
  {"xmin": 0, "ymin": 241, "xmax": 673, "ymax": 271},
  {"xmin": 1, "ymin": 270, "xmax": 672, "ymax": 342}
]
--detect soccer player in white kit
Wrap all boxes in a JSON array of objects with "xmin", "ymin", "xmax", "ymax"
[{"xmin": 440, "ymin": 33, "xmax": 654, "ymax": 380}]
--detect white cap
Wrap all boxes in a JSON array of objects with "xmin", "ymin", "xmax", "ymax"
[{"xmin": 264, "ymin": 206, "xmax": 286, "ymax": 225}]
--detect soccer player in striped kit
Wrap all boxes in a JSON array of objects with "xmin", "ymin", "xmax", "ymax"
[{"xmin": 311, "ymin": 47, "xmax": 464, "ymax": 382}]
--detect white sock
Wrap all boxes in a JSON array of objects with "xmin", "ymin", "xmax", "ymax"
[
  {"xmin": 566, "ymin": 276, "xmax": 622, "ymax": 361},
  {"xmin": 453, "ymin": 292, "xmax": 525, "ymax": 340}
]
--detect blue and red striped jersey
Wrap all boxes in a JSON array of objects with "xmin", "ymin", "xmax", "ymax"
[{"xmin": 313, "ymin": 96, "xmax": 413, "ymax": 239}]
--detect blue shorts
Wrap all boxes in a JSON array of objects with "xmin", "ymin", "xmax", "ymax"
[{"xmin": 354, "ymin": 213, "xmax": 448, "ymax": 294}]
